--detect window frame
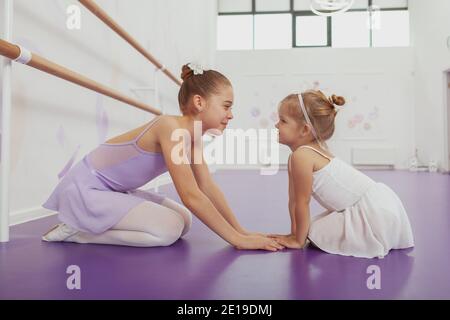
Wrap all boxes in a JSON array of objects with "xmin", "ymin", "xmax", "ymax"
[{"xmin": 217, "ymin": 0, "xmax": 409, "ymax": 49}]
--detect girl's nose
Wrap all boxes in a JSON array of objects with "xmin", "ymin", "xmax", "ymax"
[{"xmin": 228, "ymin": 110, "xmax": 234, "ymax": 119}]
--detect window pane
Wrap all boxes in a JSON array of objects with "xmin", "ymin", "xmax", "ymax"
[
  {"xmin": 294, "ymin": 0, "xmax": 310, "ymax": 11},
  {"xmin": 254, "ymin": 14, "xmax": 292, "ymax": 49},
  {"xmin": 217, "ymin": 15, "xmax": 253, "ymax": 50},
  {"xmin": 352, "ymin": 0, "xmax": 369, "ymax": 9},
  {"xmin": 256, "ymin": 0, "xmax": 290, "ymax": 12},
  {"xmin": 372, "ymin": 0, "xmax": 408, "ymax": 9},
  {"xmin": 332, "ymin": 11, "xmax": 370, "ymax": 48},
  {"xmin": 296, "ymin": 16, "xmax": 328, "ymax": 46},
  {"xmin": 218, "ymin": 0, "xmax": 252, "ymax": 13},
  {"xmin": 372, "ymin": 10, "xmax": 410, "ymax": 47},
  {"xmin": 296, "ymin": 0, "xmax": 368, "ymax": 11}
]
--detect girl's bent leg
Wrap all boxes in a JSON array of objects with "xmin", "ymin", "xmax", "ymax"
[
  {"xmin": 160, "ymin": 197, "xmax": 192, "ymax": 237},
  {"xmin": 66, "ymin": 201, "xmax": 185, "ymax": 247}
]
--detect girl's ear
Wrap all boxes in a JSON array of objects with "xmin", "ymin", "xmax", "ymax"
[
  {"xmin": 300, "ymin": 123, "xmax": 314, "ymax": 138},
  {"xmin": 192, "ymin": 94, "xmax": 205, "ymax": 113}
]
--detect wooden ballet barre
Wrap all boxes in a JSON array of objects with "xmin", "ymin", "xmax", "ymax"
[
  {"xmin": 0, "ymin": 38, "xmax": 161, "ymax": 115},
  {"xmin": 79, "ymin": 0, "xmax": 182, "ymax": 87}
]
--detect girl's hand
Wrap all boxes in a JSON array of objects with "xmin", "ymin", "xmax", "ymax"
[
  {"xmin": 235, "ymin": 235, "xmax": 285, "ymax": 252},
  {"xmin": 268, "ymin": 233, "xmax": 293, "ymax": 239},
  {"xmin": 271, "ymin": 234, "xmax": 305, "ymax": 249}
]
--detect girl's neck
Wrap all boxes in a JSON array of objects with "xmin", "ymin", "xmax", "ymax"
[
  {"xmin": 289, "ymin": 140, "xmax": 323, "ymax": 152},
  {"xmin": 177, "ymin": 114, "xmax": 208, "ymax": 144}
]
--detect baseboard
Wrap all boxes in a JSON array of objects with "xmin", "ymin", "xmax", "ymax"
[
  {"xmin": 10, "ymin": 207, "xmax": 57, "ymax": 226},
  {"xmin": 351, "ymin": 147, "xmax": 396, "ymax": 167},
  {"xmin": 353, "ymin": 165, "xmax": 395, "ymax": 170}
]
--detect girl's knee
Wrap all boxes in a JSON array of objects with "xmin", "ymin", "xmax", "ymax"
[
  {"xmin": 158, "ymin": 232, "xmax": 180, "ymax": 246},
  {"xmin": 161, "ymin": 198, "xmax": 192, "ymax": 236},
  {"xmin": 124, "ymin": 229, "xmax": 181, "ymax": 247},
  {"xmin": 136, "ymin": 232, "xmax": 179, "ymax": 247},
  {"xmin": 154, "ymin": 213, "xmax": 184, "ymax": 246},
  {"xmin": 175, "ymin": 208, "xmax": 192, "ymax": 237}
]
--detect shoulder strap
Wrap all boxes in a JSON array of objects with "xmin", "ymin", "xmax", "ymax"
[
  {"xmin": 298, "ymin": 145, "xmax": 332, "ymax": 161},
  {"xmin": 134, "ymin": 116, "xmax": 162, "ymax": 142}
]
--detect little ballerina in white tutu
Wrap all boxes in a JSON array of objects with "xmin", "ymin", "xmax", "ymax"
[{"xmin": 270, "ymin": 90, "xmax": 414, "ymax": 258}]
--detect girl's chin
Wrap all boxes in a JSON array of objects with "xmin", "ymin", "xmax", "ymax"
[{"xmin": 206, "ymin": 128, "xmax": 224, "ymax": 136}]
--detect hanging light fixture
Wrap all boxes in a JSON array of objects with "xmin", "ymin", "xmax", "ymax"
[{"xmin": 310, "ymin": 0, "xmax": 355, "ymax": 16}]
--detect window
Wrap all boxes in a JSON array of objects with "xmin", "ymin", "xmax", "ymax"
[
  {"xmin": 218, "ymin": 0, "xmax": 252, "ymax": 13},
  {"xmin": 217, "ymin": 0, "xmax": 410, "ymax": 49},
  {"xmin": 295, "ymin": 15, "xmax": 328, "ymax": 47},
  {"xmin": 372, "ymin": 10, "xmax": 410, "ymax": 47},
  {"xmin": 255, "ymin": 0, "xmax": 290, "ymax": 12},
  {"xmin": 217, "ymin": 15, "xmax": 253, "ymax": 50},
  {"xmin": 254, "ymin": 14, "xmax": 292, "ymax": 49},
  {"xmin": 332, "ymin": 11, "xmax": 370, "ymax": 48},
  {"xmin": 372, "ymin": 0, "xmax": 408, "ymax": 9},
  {"xmin": 293, "ymin": 0, "xmax": 311, "ymax": 11}
]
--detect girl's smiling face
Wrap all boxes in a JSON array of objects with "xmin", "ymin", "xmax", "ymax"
[
  {"xmin": 275, "ymin": 103, "xmax": 301, "ymax": 146},
  {"xmin": 193, "ymin": 85, "xmax": 234, "ymax": 134},
  {"xmin": 203, "ymin": 85, "xmax": 234, "ymax": 132}
]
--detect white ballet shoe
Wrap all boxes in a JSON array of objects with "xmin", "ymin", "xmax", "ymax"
[{"xmin": 42, "ymin": 223, "xmax": 79, "ymax": 242}]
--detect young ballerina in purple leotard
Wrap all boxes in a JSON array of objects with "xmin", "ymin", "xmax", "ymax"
[{"xmin": 42, "ymin": 64, "xmax": 283, "ymax": 252}]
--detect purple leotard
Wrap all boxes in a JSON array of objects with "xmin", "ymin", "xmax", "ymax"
[{"xmin": 43, "ymin": 116, "xmax": 168, "ymax": 234}]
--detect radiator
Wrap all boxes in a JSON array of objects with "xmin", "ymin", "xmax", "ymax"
[{"xmin": 351, "ymin": 147, "xmax": 396, "ymax": 167}]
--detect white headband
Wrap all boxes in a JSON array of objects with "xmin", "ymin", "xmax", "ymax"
[{"xmin": 297, "ymin": 93, "xmax": 321, "ymax": 142}]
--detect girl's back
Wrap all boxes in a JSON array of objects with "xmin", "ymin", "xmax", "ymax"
[
  {"xmin": 295, "ymin": 146, "xmax": 375, "ymax": 211},
  {"xmin": 85, "ymin": 116, "xmax": 167, "ymax": 192}
]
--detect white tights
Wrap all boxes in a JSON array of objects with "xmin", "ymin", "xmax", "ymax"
[{"xmin": 66, "ymin": 198, "xmax": 192, "ymax": 247}]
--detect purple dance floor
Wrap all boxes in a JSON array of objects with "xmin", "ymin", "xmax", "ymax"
[{"xmin": 1, "ymin": 169, "xmax": 449, "ymax": 299}]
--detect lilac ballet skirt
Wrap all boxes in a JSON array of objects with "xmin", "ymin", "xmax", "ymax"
[{"xmin": 42, "ymin": 117, "xmax": 168, "ymax": 234}]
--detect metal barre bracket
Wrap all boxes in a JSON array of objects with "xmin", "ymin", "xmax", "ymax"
[{"xmin": 13, "ymin": 45, "xmax": 32, "ymax": 64}]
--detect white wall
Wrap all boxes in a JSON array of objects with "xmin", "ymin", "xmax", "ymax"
[
  {"xmin": 3, "ymin": 0, "xmax": 449, "ymax": 225},
  {"xmin": 447, "ymin": 73, "xmax": 450, "ymax": 170},
  {"xmin": 214, "ymin": 1, "xmax": 450, "ymax": 171},
  {"xmin": 409, "ymin": 0, "xmax": 450, "ymax": 172},
  {"xmin": 216, "ymin": 48, "xmax": 416, "ymax": 168},
  {"xmin": 0, "ymin": 0, "xmax": 216, "ymax": 221}
]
